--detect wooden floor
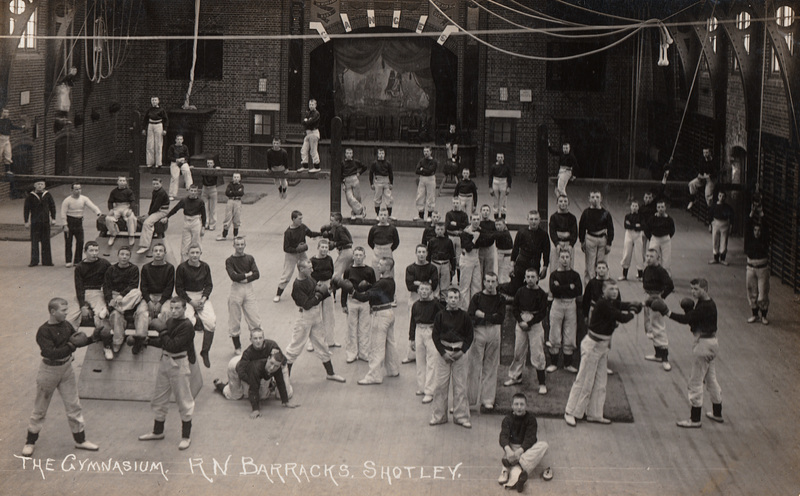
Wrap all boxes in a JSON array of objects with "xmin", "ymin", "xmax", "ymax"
[{"xmin": 0, "ymin": 177, "xmax": 798, "ymax": 496}]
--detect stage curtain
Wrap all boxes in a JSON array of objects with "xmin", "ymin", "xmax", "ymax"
[
  {"xmin": 333, "ymin": 36, "xmax": 435, "ymax": 136},
  {"xmin": 334, "ymin": 38, "xmax": 430, "ymax": 75}
]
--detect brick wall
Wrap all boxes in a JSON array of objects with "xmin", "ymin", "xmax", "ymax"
[
  {"xmin": 111, "ymin": 0, "xmax": 286, "ymax": 170},
  {"xmin": 695, "ymin": 68, "xmax": 715, "ymax": 118},
  {"xmin": 3, "ymin": 2, "xmax": 798, "ymax": 210},
  {"xmin": 480, "ymin": 4, "xmax": 633, "ymax": 182},
  {"xmin": 4, "ymin": 0, "xmax": 129, "ymax": 199},
  {"xmin": 761, "ymin": 41, "xmax": 792, "ymax": 140},
  {"xmin": 724, "ymin": 67, "xmax": 747, "ymax": 182},
  {"xmin": 3, "ymin": 0, "xmax": 50, "ymax": 199}
]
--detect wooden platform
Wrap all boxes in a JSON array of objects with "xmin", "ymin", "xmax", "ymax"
[{"xmin": 78, "ymin": 341, "xmax": 203, "ymax": 401}]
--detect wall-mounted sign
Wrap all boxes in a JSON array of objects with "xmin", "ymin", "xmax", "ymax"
[
  {"xmin": 437, "ymin": 24, "xmax": 458, "ymax": 45},
  {"xmin": 340, "ymin": 13, "xmax": 352, "ymax": 32},
  {"xmin": 311, "ymin": 0, "xmax": 341, "ymax": 29},
  {"xmin": 416, "ymin": 15, "xmax": 428, "ymax": 33}
]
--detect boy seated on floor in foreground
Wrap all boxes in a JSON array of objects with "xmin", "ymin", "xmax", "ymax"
[{"xmin": 498, "ymin": 392, "xmax": 552, "ymax": 491}]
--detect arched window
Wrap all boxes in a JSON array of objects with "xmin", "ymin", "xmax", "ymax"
[
  {"xmin": 9, "ymin": 0, "xmax": 37, "ymax": 50},
  {"xmin": 736, "ymin": 11, "xmax": 751, "ymax": 30},
  {"xmin": 707, "ymin": 17, "xmax": 718, "ymax": 53},
  {"xmin": 775, "ymin": 5, "xmax": 795, "ymax": 61},
  {"xmin": 736, "ymin": 11, "xmax": 752, "ymax": 53},
  {"xmin": 776, "ymin": 5, "xmax": 794, "ymax": 28}
]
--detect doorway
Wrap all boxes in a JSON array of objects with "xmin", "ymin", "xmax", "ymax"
[
  {"xmin": 248, "ymin": 111, "xmax": 275, "ymax": 168},
  {"xmin": 488, "ymin": 118, "xmax": 516, "ymax": 174},
  {"xmin": 55, "ymin": 134, "xmax": 71, "ymax": 175}
]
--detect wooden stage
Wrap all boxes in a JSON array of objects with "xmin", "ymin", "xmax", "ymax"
[
  {"xmin": 230, "ymin": 139, "xmax": 478, "ymax": 174},
  {"xmin": 0, "ymin": 178, "xmax": 798, "ymax": 496}
]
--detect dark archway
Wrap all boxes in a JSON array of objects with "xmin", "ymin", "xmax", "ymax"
[{"xmin": 310, "ymin": 27, "xmax": 457, "ymax": 140}]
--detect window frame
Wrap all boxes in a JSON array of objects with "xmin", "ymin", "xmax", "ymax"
[
  {"xmin": 736, "ymin": 11, "xmax": 751, "ymax": 30},
  {"xmin": 9, "ymin": 0, "xmax": 37, "ymax": 50},
  {"xmin": 250, "ymin": 111, "xmax": 274, "ymax": 143},
  {"xmin": 776, "ymin": 5, "xmax": 794, "ymax": 28}
]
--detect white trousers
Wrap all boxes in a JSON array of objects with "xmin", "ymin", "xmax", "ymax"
[
  {"xmin": 508, "ymin": 320, "xmax": 545, "ymax": 379},
  {"xmin": 415, "ymin": 175, "xmax": 436, "ymax": 215},
  {"xmin": 201, "ymin": 186, "xmax": 218, "ymax": 230},
  {"xmin": 746, "ymin": 259, "xmax": 770, "ymax": 311},
  {"xmin": 549, "ymin": 299, "xmax": 577, "ymax": 355},
  {"xmin": 583, "ymin": 234, "xmax": 607, "ymax": 282},
  {"xmin": 109, "ymin": 289, "xmax": 144, "ymax": 347},
  {"xmin": 228, "ymin": 282, "xmax": 261, "ymax": 337},
  {"xmin": 504, "ymin": 441, "xmax": 549, "ymax": 476},
  {"xmin": 180, "ymin": 215, "xmax": 203, "ymax": 263},
  {"xmin": 362, "ymin": 309, "xmax": 399, "ymax": 383},
  {"xmin": 284, "ymin": 306, "xmax": 330, "ymax": 364},
  {"xmin": 343, "ymin": 175, "xmax": 365, "ymax": 217},
  {"xmin": 431, "ymin": 351, "xmax": 469, "ymax": 424},
  {"xmin": 106, "ymin": 205, "xmax": 137, "ymax": 238},
  {"xmin": 414, "ymin": 324, "xmax": 437, "ymax": 395},
  {"xmin": 278, "ymin": 252, "xmax": 307, "ymax": 291},
  {"xmin": 146, "ymin": 123, "xmax": 164, "ymax": 167},
  {"xmin": 222, "ymin": 199, "xmax": 242, "ymax": 229},
  {"xmin": 68, "ymin": 289, "xmax": 108, "ymax": 330},
  {"xmin": 169, "ymin": 161, "xmax": 193, "ymax": 198},
  {"xmin": 556, "ymin": 167, "xmax": 572, "ymax": 197},
  {"xmin": 300, "ymin": 129, "xmax": 320, "ymax": 165},
  {"xmin": 688, "ymin": 337, "xmax": 721, "ymax": 408},
  {"xmin": 467, "ymin": 324, "xmax": 501, "ymax": 407},
  {"xmin": 184, "ymin": 290, "xmax": 216, "ymax": 332},
  {"xmin": 459, "ymin": 252, "xmax": 482, "ymax": 311},
  {"xmin": 139, "ymin": 210, "xmax": 168, "ymax": 248},
  {"xmin": 492, "ymin": 178, "xmax": 508, "ymax": 216},
  {"xmin": 151, "ymin": 355, "xmax": 194, "ymax": 422},
  {"xmin": 711, "ymin": 220, "xmax": 730, "ymax": 256},
  {"xmin": 565, "ymin": 336, "xmax": 609, "ymax": 419},
  {"xmin": 620, "ymin": 229, "xmax": 644, "ymax": 271},
  {"xmin": 648, "ymin": 235, "xmax": 672, "ymax": 272},
  {"xmin": 372, "ymin": 175, "xmax": 393, "ymax": 208},
  {"xmin": 346, "ymin": 299, "xmax": 371, "ymax": 362}
]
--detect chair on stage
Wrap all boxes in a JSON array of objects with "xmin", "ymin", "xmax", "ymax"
[
  {"xmin": 353, "ymin": 114, "xmax": 368, "ymax": 140},
  {"xmin": 367, "ymin": 116, "xmax": 379, "ymax": 141},
  {"xmin": 407, "ymin": 115, "xmax": 421, "ymax": 143},
  {"xmin": 342, "ymin": 114, "xmax": 352, "ymax": 140},
  {"xmin": 399, "ymin": 114, "xmax": 412, "ymax": 142},
  {"xmin": 379, "ymin": 116, "xmax": 394, "ymax": 141}
]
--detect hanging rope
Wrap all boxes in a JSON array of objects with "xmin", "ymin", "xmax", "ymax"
[
  {"xmin": 481, "ymin": 0, "xmax": 586, "ymax": 27},
  {"xmin": 83, "ymin": 0, "xmax": 139, "ymax": 83},
  {"xmin": 471, "ymin": 0, "xmax": 643, "ymax": 39},
  {"xmin": 5, "ymin": 14, "xmax": 789, "ymax": 42},
  {"xmin": 755, "ymin": 17, "xmax": 768, "ymax": 192},
  {"xmin": 667, "ymin": 1, "xmax": 717, "ymax": 165},
  {"xmin": 554, "ymin": 0, "xmax": 646, "ymax": 23},
  {"xmin": 428, "ymin": 0, "xmax": 651, "ymax": 61},
  {"xmin": 629, "ymin": 28, "xmax": 644, "ymax": 185},
  {"xmin": 183, "ymin": 0, "xmax": 201, "ymax": 109}
]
